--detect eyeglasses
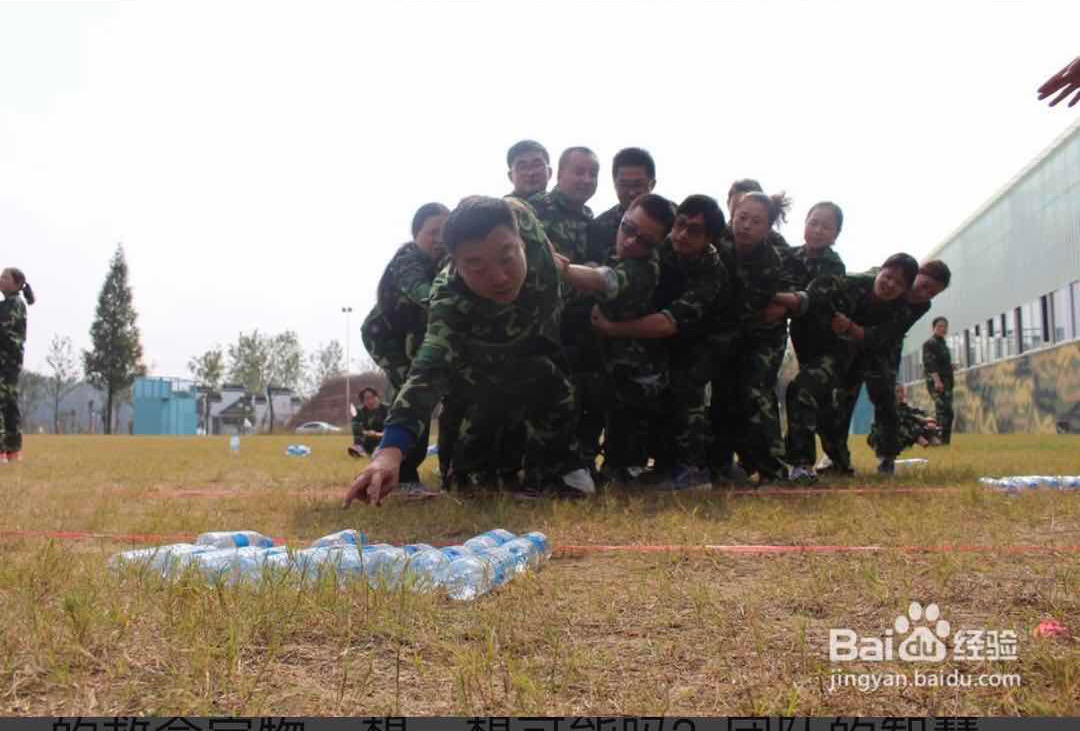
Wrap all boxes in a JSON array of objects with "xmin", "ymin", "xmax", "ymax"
[{"xmin": 619, "ymin": 218, "xmax": 662, "ymax": 249}]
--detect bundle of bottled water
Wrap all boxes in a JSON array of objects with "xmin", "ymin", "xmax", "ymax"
[
  {"xmin": 979, "ymin": 475, "xmax": 1080, "ymax": 493},
  {"xmin": 286, "ymin": 444, "xmax": 312, "ymax": 457},
  {"xmin": 109, "ymin": 528, "xmax": 550, "ymax": 601}
]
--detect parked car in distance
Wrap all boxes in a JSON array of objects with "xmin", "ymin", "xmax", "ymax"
[{"xmin": 294, "ymin": 421, "xmax": 343, "ymax": 435}]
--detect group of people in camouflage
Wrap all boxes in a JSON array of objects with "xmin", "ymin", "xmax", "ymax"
[
  {"xmin": 0, "ymin": 267, "xmax": 35, "ymax": 465},
  {"xmin": 342, "ymin": 143, "xmax": 954, "ymax": 507}
]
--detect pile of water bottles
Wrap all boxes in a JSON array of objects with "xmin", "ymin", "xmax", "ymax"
[
  {"xmin": 285, "ymin": 444, "xmax": 312, "ymax": 457},
  {"xmin": 109, "ymin": 528, "xmax": 551, "ymax": 601},
  {"xmin": 979, "ymin": 475, "xmax": 1080, "ymax": 493}
]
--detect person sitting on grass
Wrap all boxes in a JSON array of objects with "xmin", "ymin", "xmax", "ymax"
[
  {"xmin": 869, "ymin": 384, "xmax": 942, "ymax": 453},
  {"xmin": 344, "ymin": 196, "xmax": 594, "ymax": 507},
  {"xmin": 348, "ymin": 387, "xmax": 387, "ymax": 459}
]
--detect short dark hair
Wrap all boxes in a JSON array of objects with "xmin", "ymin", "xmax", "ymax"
[
  {"xmin": 627, "ymin": 193, "xmax": 676, "ymax": 241},
  {"xmin": 807, "ymin": 201, "xmax": 844, "ymax": 233},
  {"xmin": 612, "ymin": 147, "xmax": 655, "ymax": 179},
  {"xmin": 506, "ymin": 139, "xmax": 549, "ymax": 168},
  {"xmin": 737, "ymin": 191, "xmax": 792, "ymax": 226},
  {"xmin": 557, "ymin": 146, "xmax": 598, "ymax": 172},
  {"xmin": 410, "ymin": 202, "xmax": 450, "ymax": 239},
  {"xmin": 358, "ymin": 386, "xmax": 378, "ymax": 401},
  {"xmin": 728, "ymin": 178, "xmax": 763, "ymax": 200},
  {"xmin": 920, "ymin": 259, "xmax": 951, "ymax": 288},
  {"xmin": 676, "ymin": 195, "xmax": 726, "ymax": 240},
  {"xmin": 443, "ymin": 196, "xmax": 516, "ymax": 254},
  {"xmin": 882, "ymin": 253, "xmax": 920, "ymax": 290},
  {"xmin": 932, "ymin": 316, "xmax": 948, "ymax": 328}
]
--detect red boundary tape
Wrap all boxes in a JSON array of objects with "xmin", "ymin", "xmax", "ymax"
[{"xmin": 2, "ymin": 529, "xmax": 1079, "ymax": 555}]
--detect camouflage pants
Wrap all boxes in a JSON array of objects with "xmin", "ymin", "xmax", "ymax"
[
  {"xmin": 925, "ymin": 379, "xmax": 954, "ymax": 443},
  {"xmin": 711, "ymin": 328, "xmax": 789, "ymax": 478},
  {"xmin": 449, "ymin": 355, "xmax": 581, "ymax": 487},
  {"xmin": 604, "ymin": 364, "xmax": 667, "ymax": 470},
  {"xmin": 573, "ymin": 369, "xmax": 609, "ymax": 467},
  {"xmin": 819, "ymin": 351, "xmax": 900, "ymax": 466},
  {"xmin": 785, "ymin": 350, "xmax": 850, "ymax": 467},
  {"xmin": 0, "ymin": 371, "xmax": 21, "ymax": 453},
  {"xmin": 869, "ymin": 407, "xmax": 927, "ymax": 453},
  {"xmin": 667, "ymin": 346, "xmax": 712, "ymax": 469},
  {"xmin": 382, "ymin": 360, "xmax": 431, "ymax": 484}
]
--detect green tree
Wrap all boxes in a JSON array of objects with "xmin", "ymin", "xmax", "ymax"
[
  {"xmin": 188, "ymin": 346, "xmax": 225, "ymax": 433},
  {"xmin": 45, "ymin": 335, "xmax": 81, "ymax": 434},
  {"xmin": 305, "ymin": 339, "xmax": 345, "ymax": 397},
  {"xmin": 227, "ymin": 330, "xmax": 303, "ymax": 432},
  {"xmin": 17, "ymin": 369, "xmax": 48, "ymax": 433},
  {"xmin": 83, "ymin": 245, "xmax": 145, "ymax": 434}
]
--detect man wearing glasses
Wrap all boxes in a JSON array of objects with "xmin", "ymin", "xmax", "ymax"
[
  {"xmin": 505, "ymin": 139, "xmax": 552, "ymax": 205},
  {"xmin": 589, "ymin": 147, "xmax": 658, "ymax": 265}
]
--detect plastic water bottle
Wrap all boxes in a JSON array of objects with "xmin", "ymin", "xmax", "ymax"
[
  {"xmin": 404, "ymin": 548, "xmax": 450, "ymax": 590},
  {"xmin": 229, "ymin": 435, "xmax": 240, "ymax": 455},
  {"xmin": 195, "ymin": 530, "xmax": 274, "ymax": 549},
  {"xmin": 440, "ymin": 545, "xmax": 475, "ymax": 561},
  {"xmin": 521, "ymin": 531, "xmax": 552, "ymax": 561},
  {"xmin": 110, "ymin": 543, "xmax": 212, "ymax": 574},
  {"xmin": 481, "ymin": 546, "xmax": 526, "ymax": 586},
  {"xmin": 286, "ymin": 444, "xmax": 312, "ymax": 457},
  {"xmin": 403, "ymin": 543, "xmax": 436, "ymax": 555},
  {"xmin": 501, "ymin": 537, "xmax": 542, "ymax": 571},
  {"xmin": 440, "ymin": 554, "xmax": 497, "ymax": 601},
  {"xmin": 310, "ymin": 529, "xmax": 367, "ymax": 548},
  {"xmin": 194, "ymin": 546, "xmax": 288, "ymax": 583},
  {"xmin": 463, "ymin": 529, "xmax": 515, "ymax": 553},
  {"xmin": 361, "ymin": 544, "xmax": 408, "ymax": 586}
]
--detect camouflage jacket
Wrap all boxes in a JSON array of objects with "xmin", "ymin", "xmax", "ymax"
[
  {"xmin": 922, "ymin": 335, "xmax": 953, "ymax": 384},
  {"xmin": 801, "ymin": 273, "xmax": 911, "ymax": 360},
  {"xmin": 533, "ymin": 189, "xmax": 594, "ymax": 264},
  {"xmin": 587, "ymin": 203, "xmax": 623, "ymax": 265},
  {"xmin": 504, "ymin": 191, "xmax": 543, "ymax": 215},
  {"xmin": 716, "ymin": 237, "xmax": 787, "ymax": 334},
  {"xmin": 352, "ymin": 403, "xmax": 388, "ymax": 433},
  {"xmin": 0, "ymin": 293, "xmax": 28, "ymax": 370},
  {"xmin": 597, "ymin": 251, "xmax": 662, "ymax": 376},
  {"xmin": 788, "ymin": 246, "xmax": 846, "ymax": 358},
  {"xmin": 384, "ymin": 200, "xmax": 565, "ymax": 440},
  {"xmin": 654, "ymin": 241, "xmax": 731, "ymax": 349},
  {"xmin": 360, "ymin": 242, "xmax": 442, "ymax": 372}
]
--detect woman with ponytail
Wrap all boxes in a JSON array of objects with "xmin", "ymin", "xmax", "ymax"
[{"xmin": 0, "ymin": 267, "xmax": 34, "ymax": 463}]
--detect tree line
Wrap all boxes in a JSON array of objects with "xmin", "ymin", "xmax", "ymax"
[{"xmin": 20, "ymin": 244, "xmax": 376, "ymax": 435}]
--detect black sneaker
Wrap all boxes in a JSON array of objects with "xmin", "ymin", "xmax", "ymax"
[{"xmin": 877, "ymin": 458, "xmax": 896, "ymax": 475}]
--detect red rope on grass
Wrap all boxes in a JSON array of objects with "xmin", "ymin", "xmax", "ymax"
[{"xmin": 2, "ymin": 529, "xmax": 1079, "ymax": 555}]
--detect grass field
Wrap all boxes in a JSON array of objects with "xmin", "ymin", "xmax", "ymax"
[{"xmin": 1, "ymin": 434, "xmax": 1078, "ymax": 716}]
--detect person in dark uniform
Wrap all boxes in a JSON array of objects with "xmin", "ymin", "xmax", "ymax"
[{"xmin": 922, "ymin": 316, "xmax": 955, "ymax": 444}]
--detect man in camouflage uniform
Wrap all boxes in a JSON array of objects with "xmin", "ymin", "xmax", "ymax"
[
  {"xmin": 532, "ymin": 147, "xmax": 605, "ymax": 469},
  {"xmin": 505, "ymin": 139, "xmax": 551, "ymax": 207},
  {"xmin": 360, "ymin": 203, "xmax": 449, "ymax": 486},
  {"xmin": 592, "ymin": 195, "xmax": 730, "ymax": 489},
  {"xmin": 348, "ymin": 387, "xmax": 388, "ymax": 458},
  {"xmin": 817, "ymin": 261, "xmax": 952, "ymax": 474},
  {"xmin": 560, "ymin": 194, "xmax": 674, "ymax": 479},
  {"xmin": 922, "ymin": 316, "xmax": 955, "ymax": 444},
  {"xmin": 783, "ymin": 257, "xmax": 918, "ymax": 478},
  {"xmin": 345, "ymin": 197, "xmax": 593, "ymax": 507},
  {"xmin": 0, "ymin": 268, "xmax": 30, "ymax": 461},
  {"xmin": 588, "ymin": 148, "xmax": 657, "ymax": 265}
]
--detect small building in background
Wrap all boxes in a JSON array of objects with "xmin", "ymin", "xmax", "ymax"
[{"xmin": 133, "ymin": 377, "xmax": 199, "ymax": 435}]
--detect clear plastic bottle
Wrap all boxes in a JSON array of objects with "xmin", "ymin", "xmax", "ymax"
[
  {"xmin": 310, "ymin": 529, "xmax": 367, "ymax": 548},
  {"xmin": 109, "ymin": 543, "xmax": 212, "ymax": 574},
  {"xmin": 440, "ymin": 554, "xmax": 497, "ymax": 601},
  {"xmin": 194, "ymin": 546, "xmax": 288, "ymax": 582},
  {"xmin": 229, "ymin": 435, "xmax": 240, "ymax": 455},
  {"xmin": 195, "ymin": 530, "xmax": 274, "ymax": 549},
  {"xmin": 404, "ymin": 548, "xmax": 450, "ymax": 591},
  {"xmin": 360, "ymin": 544, "xmax": 408, "ymax": 586},
  {"xmin": 521, "ymin": 531, "xmax": 552, "ymax": 561}
]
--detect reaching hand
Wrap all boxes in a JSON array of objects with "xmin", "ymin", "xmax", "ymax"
[
  {"xmin": 1038, "ymin": 56, "xmax": 1080, "ymax": 108},
  {"xmin": 342, "ymin": 448, "xmax": 403, "ymax": 508},
  {"xmin": 763, "ymin": 302, "xmax": 788, "ymax": 324},
  {"xmin": 831, "ymin": 313, "xmax": 853, "ymax": 335}
]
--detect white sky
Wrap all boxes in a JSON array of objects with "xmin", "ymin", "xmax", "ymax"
[{"xmin": 3, "ymin": 0, "xmax": 1078, "ymax": 378}]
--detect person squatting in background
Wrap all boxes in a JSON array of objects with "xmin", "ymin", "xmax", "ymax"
[{"xmin": 0, "ymin": 267, "xmax": 35, "ymax": 464}]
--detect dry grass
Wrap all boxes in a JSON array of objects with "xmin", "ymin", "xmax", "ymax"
[{"xmin": 0, "ymin": 434, "xmax": 1078, "ymax": 715}]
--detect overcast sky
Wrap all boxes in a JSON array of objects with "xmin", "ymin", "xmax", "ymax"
[{"xmin": 3, "ymin": 0, "xmax": 1078, "ymax": 379}]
